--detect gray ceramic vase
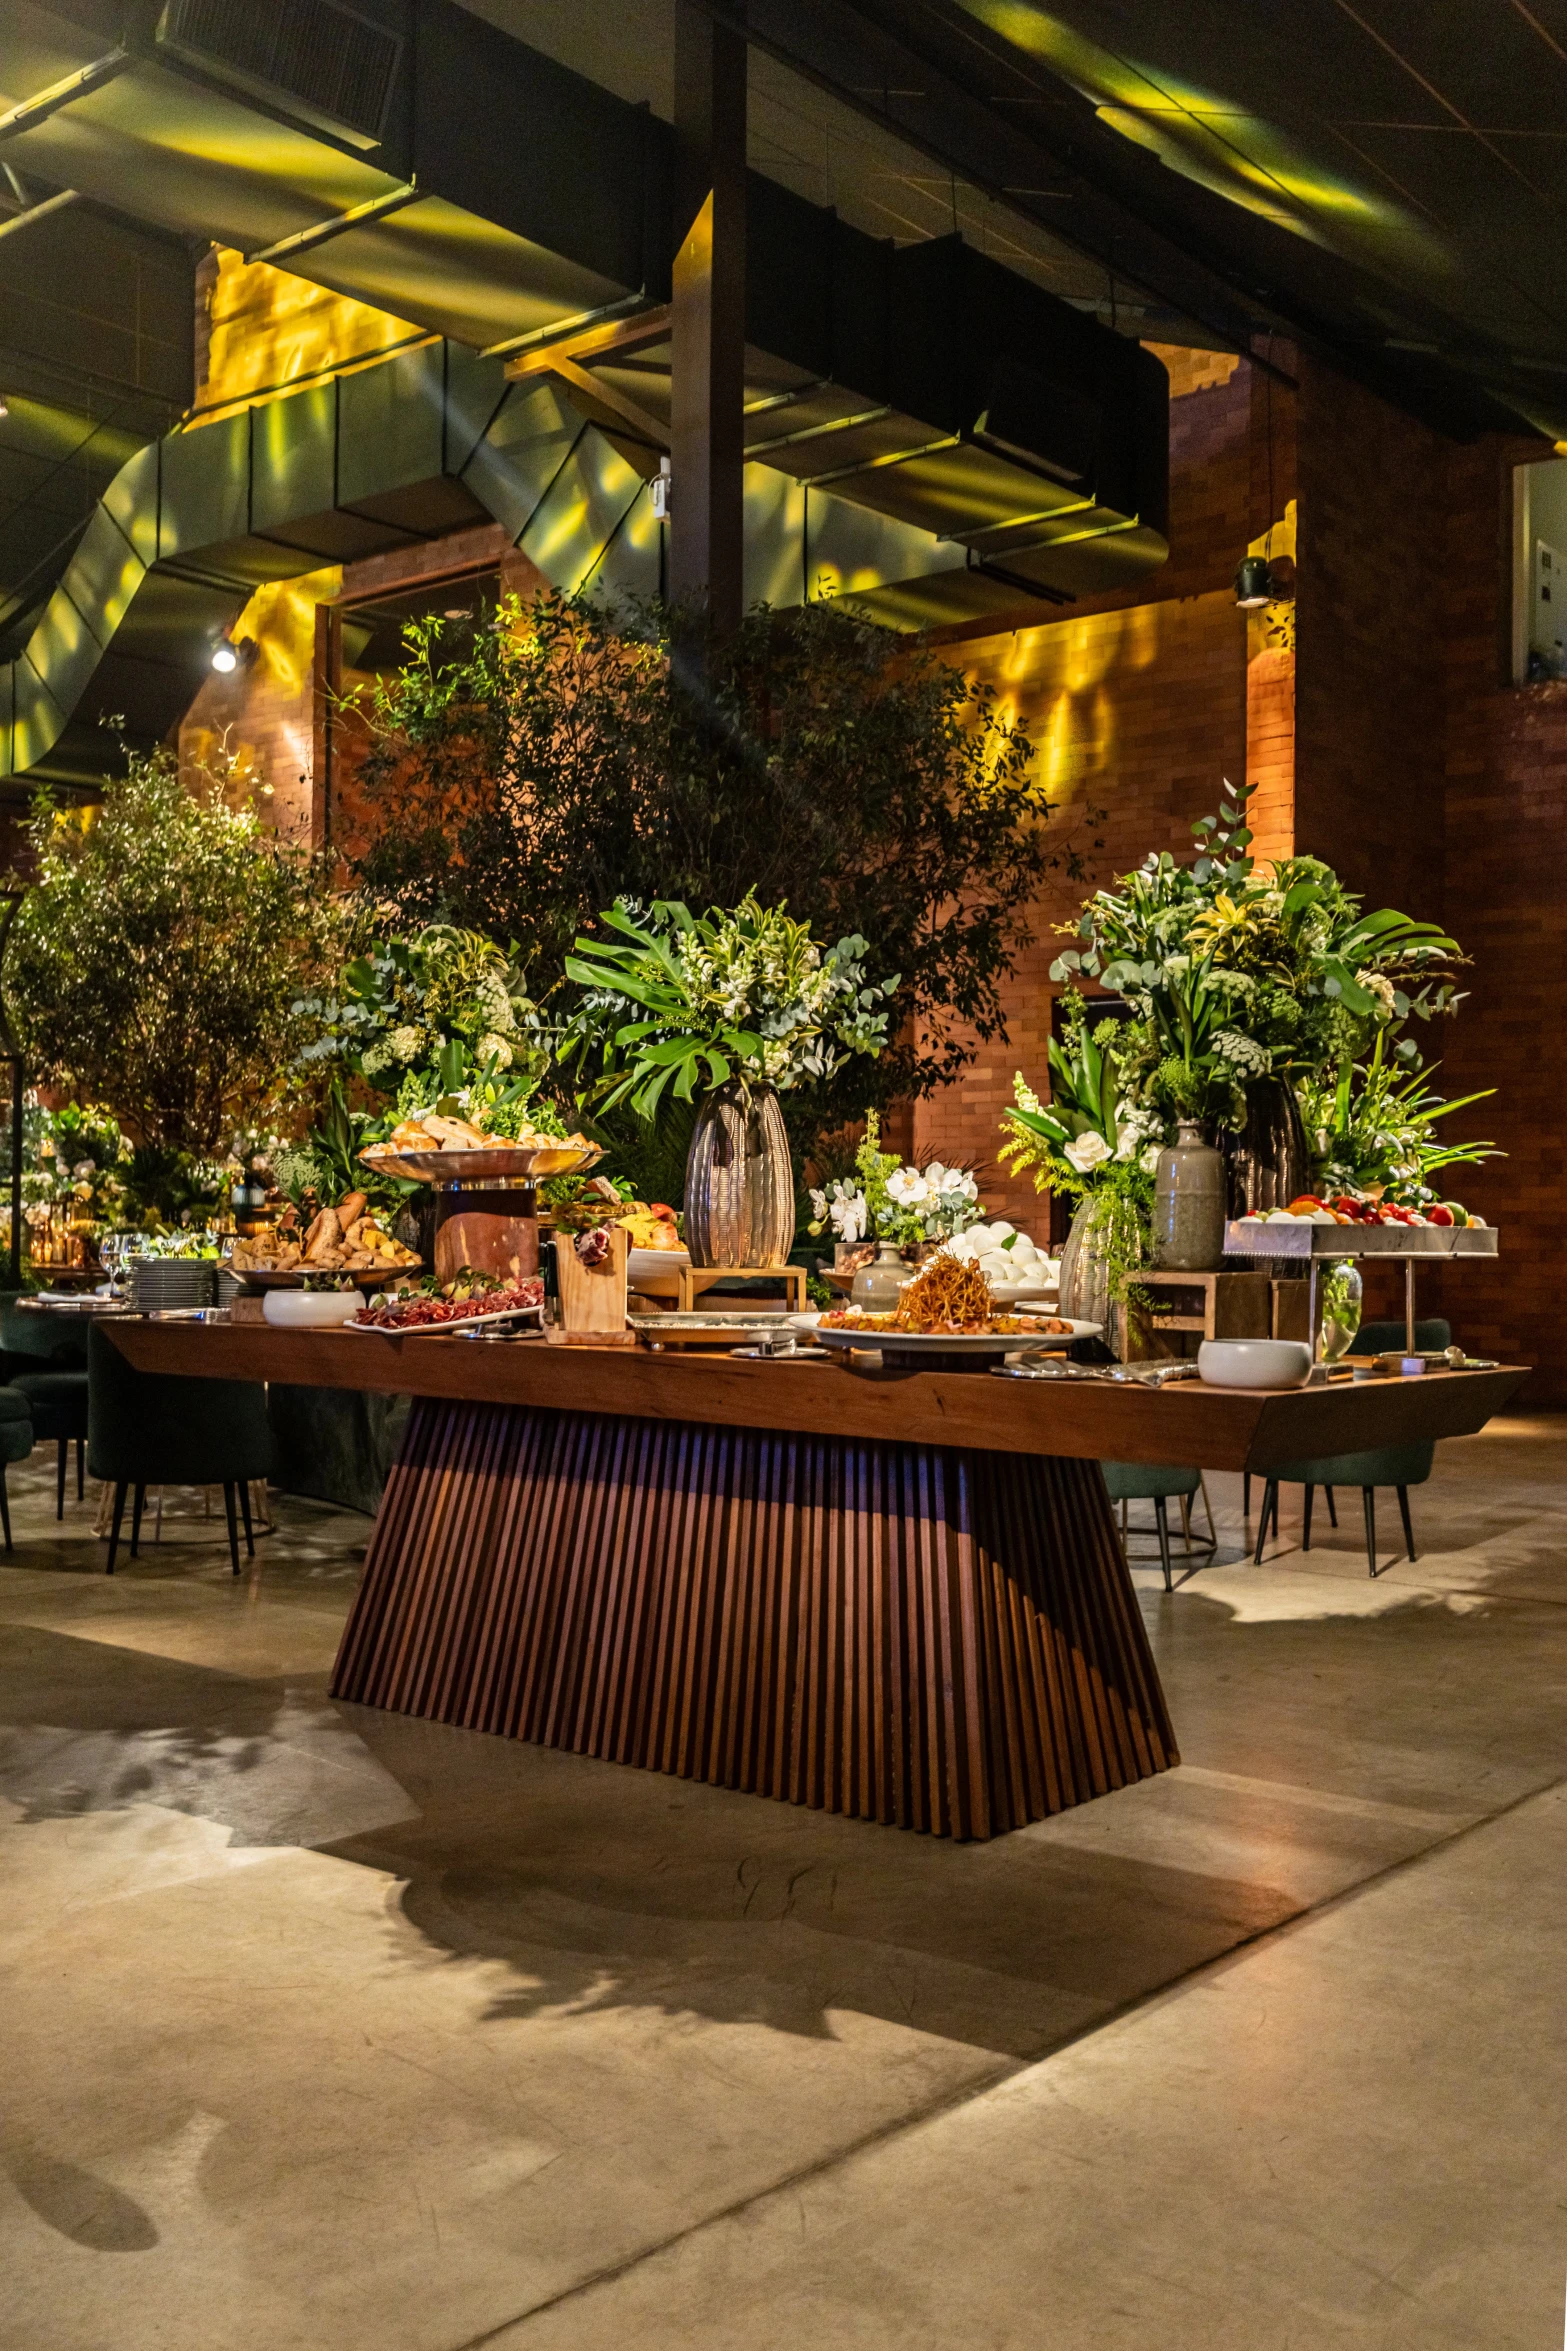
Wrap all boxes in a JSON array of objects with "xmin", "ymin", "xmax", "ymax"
[
  {"xmin": 683, "ymin": 1080, "xmax": 794, "ymax": 1268},
  {"xmin": 1152, "ymin": 1120, "xmax": 1227, "ymax": 1270}
]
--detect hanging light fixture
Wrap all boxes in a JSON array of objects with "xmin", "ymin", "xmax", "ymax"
[{"xmin": 1234, "ymin": 554, "xmax": 1273, "ymax": 608}]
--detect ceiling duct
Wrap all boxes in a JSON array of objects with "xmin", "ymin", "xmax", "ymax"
[{"xmin": 155, "ymin": 0, "xmax": 403, "ymax": 151}]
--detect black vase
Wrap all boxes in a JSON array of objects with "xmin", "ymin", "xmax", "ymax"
[{"xmin": 1224, "ymin": 1077, "xmax": 1310, "ymax": 1217}]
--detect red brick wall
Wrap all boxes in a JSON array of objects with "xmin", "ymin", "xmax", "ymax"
[{"xmin": 910, "ymin": 350, "xmax": 1290, "ymax": 1230}]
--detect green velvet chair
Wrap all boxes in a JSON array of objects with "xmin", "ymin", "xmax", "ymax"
[
  {"xmin": 1101, "ymin": 1460, "xmax": 1216, "ymax": 1593},
  {"xmin": 87, "ymin": 1322, "xmax": 275, "ymax": 1575},
  {"xmin": 0, "ymin": 1387, "xmax": 33, "ymax": 1551},
  {"xmin": 1252, "ymin": 1441, "xmax": 1436, "ymax": 1576},
  {"xmin": 0, "ymin": 1292, "xmax": 88, "ymax": 1519},
  {"xmin": 1243, "ymin": 1317, "xmax": 1452, "ymax": 1521}
]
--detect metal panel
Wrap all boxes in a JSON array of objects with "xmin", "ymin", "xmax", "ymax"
[
  {"xmin": 26, "ymin": 583, "xmax": 107, "ymax": 741},
  {"xmin": 11, "ymin": 652, "xmax": 66, "ymax": 778},
  {"xmin": 103, "ymin": 442, "xmax": 162, "ymax": 569},
  {"xmin": 337, "ymin": 343, "xmax": 446, "ymax": 511},
  {"xmin": 518, "ymin": 423, "xmax": 645, "ymax": 597},
  {"xmin": 250, "ymin": 382, "xmax": 336, "ymax": 538},
  {"xmin": 442, "ymin": 343, "xmax": 511, "ymax": 478},
  {"xmin": 158, "ymin": 410, "xmax": 250, "ymax": 569},
  {"xmin": 57, "ymin": 507, "xmax": 146, "ymax": 650},
  {"xmin": 590, "ymin": 469, "xmax": 662, "ymax": 604},
  {"xmin": 803, "ymin": 481, "xmax": 968, "ymax": 605},
  {"xmin": 461, "ymin": 380, "xmax": 582, "ymax": 544}
]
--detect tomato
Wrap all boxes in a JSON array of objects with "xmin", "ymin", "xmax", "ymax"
[
  {"xmin": 1286, "ymin": 1195, "xmax": 1324, "ymax": 1214},
  {"xmin": 1426, "ymin": 1204, "xmax": 1454, "ymax": 1226}
]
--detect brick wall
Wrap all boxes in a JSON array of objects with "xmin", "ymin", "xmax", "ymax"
[{"xmin": 909, "ymin": 350, "xmax": 1290, "ymax": 1229}]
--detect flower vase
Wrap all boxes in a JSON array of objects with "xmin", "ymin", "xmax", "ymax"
[
  {"xmin": 1058, "ymin": 1199, "xmax": 1114, "ymax": 1334},
  {"xmin": 1153, "ymin": 1121, "xmax": 1226, "ymax": 1270},
  {"xmin": 851, "ymin": 1241, "xmax": 907, "ymax": 1312},
  {"xmin": 1224, "ymin": 1076, "xmax": 1309, "ymax": 1218},
  {"xmin": 683, "ymin": 1080, "xmax": 794, "ymax": 1269},
  {"xmin": 1317, "ymin": 1258, "xmax": 1363, "ymax": 1363}
]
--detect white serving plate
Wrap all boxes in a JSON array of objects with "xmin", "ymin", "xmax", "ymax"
[
  {"xmin": 627, "ymin": 1245, "xmax": 691, "ymax": 1280},
  {"xmin": 1013, "ymin": 1309, "xmax": 1103, "ymax": 1339},
  {"xmin": 815, "ymin": 1325, "xmax": 1056, "ymax": 1359},
  {"xmin": 347, "ymin": 1303, "xmax": 545, "ymax": 1337}
]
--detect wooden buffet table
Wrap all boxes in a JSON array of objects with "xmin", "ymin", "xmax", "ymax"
[{"xmin": 106, "ymin": 1321, "xmax": 1525, "ymax": 1841}]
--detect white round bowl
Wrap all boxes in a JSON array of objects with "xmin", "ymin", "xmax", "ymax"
[
  {"xmin": 262, "ymin": 1288, "xmax": 361, "ymax": 1329},
  {"xmin": 1198, "ymin": 1338, "xmax": 1312, "ymax": 1389}
]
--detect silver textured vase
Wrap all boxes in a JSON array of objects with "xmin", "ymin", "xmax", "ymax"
[
  {"xmin": 1057, "ymin": 1198, "xmax": 1113, "ymax": 1332},
  {"xmin": 683, "ymin": 1080, "xmax": 794, "ymax": 1268},
  {"xmin": 1153, "ymin": 1120, "xmax": 1226, "ymax": 1270}
]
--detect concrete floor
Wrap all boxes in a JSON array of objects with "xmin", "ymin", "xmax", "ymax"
[{"xmin": 1, "ymin": 1417, "xmax": 1565, "ymax": 2350}]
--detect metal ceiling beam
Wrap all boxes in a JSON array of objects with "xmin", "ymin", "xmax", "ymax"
[
  {"xmin": 744, "ymin": 403, "xmax": 890, "ymax": 457},
  {"xmin": 483, "ymin": 293, "xmax": 657, "ymax": 364},
  {"xmin": 0, "ymin": 47, "xmax": 134, "ymax": 144},
  {"xmin": 0, "ymin": 187, "xmax": 78, "ymax": 242},
  {"xmin": 503, "ymin": 306, "xmax": 672, "ymax": 376},
  {"xmin": 245, "ymin": 183, "xmax": 422, "ymax": 268},
  {"xmin": 805, "ymin": 432, "xmax": 959, "ymax": 488},
  {"xmin": 550, "ymin": 355, "xmax": 669, "ymax": 448}
]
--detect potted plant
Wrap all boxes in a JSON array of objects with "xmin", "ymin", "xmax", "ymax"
[
  {"xmin": 564, "ymin": 894, "xmax": 895, "ymax": 1267},
  {"xmin": 806, "ymin": 1112, "xmax": 985, "ymax": 1305}
]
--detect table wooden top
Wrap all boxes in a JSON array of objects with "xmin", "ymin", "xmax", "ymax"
[{"xmin": 103, "ymin": 1319, "xmax": 1526, "ymax": 1475}]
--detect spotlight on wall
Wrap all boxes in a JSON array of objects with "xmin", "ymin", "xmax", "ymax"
[
  {"xmin": 0, "ymin": 397, "xmax": 8, "ymax": 421},
  {"xmin": 210, "ymin": 635, "xmax": 257, "ymax": 674},
  {"xmin": 1234, "ymin": 555, "xmax": 1273, "ymax": 609}
]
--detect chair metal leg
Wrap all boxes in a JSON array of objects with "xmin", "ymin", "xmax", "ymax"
[
  {"xmin": 1253, "ymin": 1484, "xmax": 1276, "ymax": 1565},
  {"xmin": 1179, "ymin": 1493, "xmax": 1191, "ymax": 1543},
  {"xmin": 1153, "ymin": 1494, "xmax": 1174, "ymax": 1593},
  {"xmin": 106, "ymin": 1481, "xmax": 128, "ymax": 1574},
  {"xmin": 238, "ymin": 1480, "xmax": 255, "ymax": 1558},
  {"xmin": 1325, "ymin": 1484, "xmax": 1338, "ymax": 1528},
  {"xmin": 1363, "ymin": 1486, "xmax": 1379, "ymax": 1577},
  {"xmin": 76, "ymin": 1436, "xmax": 84, "ymax": 1500},
  {"xmin": 1270, "ymin": 1483, "xmax": 1280, "ymax": 1541},
  {"xmin": 56, "ymin": 1437, "xmax": 66, "ymax": 1522},
  {"xmin": 0, "ymin": 1462, "xmax": 11, "ymax": 1555},
  {"xmin": 222, "ymin": 1482, "xmax": 241, "ymax": 1576},
  {"xmin": 1397, "ymin": 1485, "xmax": 1416, "ymax": 1563},
  {"xmin": 1302, "ymin": 1483, "xmax": 1314, "ymax": 1552},
  {"xmin": 1243, "ymin": 1472, "xmax": 1251, "ymax": 1518},
  {"xmin": 1199, "ymin": 1471, "xmax": 1218, "ymax": 1548},
  {"xmin": 130, "ymin": 1484, "xmax": 145, "ymax": 1559}
]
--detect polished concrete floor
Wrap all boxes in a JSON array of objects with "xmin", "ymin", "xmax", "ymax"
[{"xmin": 1, "ymin": 1418, "xmax": 1565, "ymax": 2349}]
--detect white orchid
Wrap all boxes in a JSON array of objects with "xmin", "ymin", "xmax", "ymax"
[{"xmin": 886, "ymin": 1167, "xmax": 930, "ymax": 1206}]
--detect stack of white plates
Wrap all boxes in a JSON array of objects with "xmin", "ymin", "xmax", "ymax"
[{"xmin": 127, "ymin": 1258, "xmax": 215, "ymax": 1313}]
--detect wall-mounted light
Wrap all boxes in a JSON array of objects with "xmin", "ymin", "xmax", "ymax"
[
  {"xmin": 651, "ymin": 454, "xmax": 671, "ymax": 521},
  {"xmin": 0, "ymin": 397, "xmax": 9, "ymax": 421},
  {"xmin": 210, "ymin": 635, "xmax": 257, "ymax": 674},
  {"xmin": 1234, "ymin": 555, "xmax": 1272, "ymax": 609}
]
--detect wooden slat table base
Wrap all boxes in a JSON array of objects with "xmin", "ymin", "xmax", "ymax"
[{"xmin": 330, "ymin": 1398, "xmax": 1177, "ymax": 1840}]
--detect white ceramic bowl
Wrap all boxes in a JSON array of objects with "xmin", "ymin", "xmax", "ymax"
[
  {"xmin": 262, "ymin": 1288, "xmax": 361, "ymax": 1329},
  {"xmin": 1198, "ymin": 1338, "xmax": 1312, "ymax": 1389}
]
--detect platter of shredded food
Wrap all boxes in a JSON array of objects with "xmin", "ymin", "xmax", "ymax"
[{"xmin": 814, "ymin": 1250, "xmax": 1081, "ymax": 1363}]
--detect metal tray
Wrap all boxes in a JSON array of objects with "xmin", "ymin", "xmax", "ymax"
[
  {"xmin": 1224, "ymin": 1220, "xmax": 1498, "ymax": 1259},
  {"xmin": 357, "ymin": 1144, "xmax": 602, "ymax": 1186}
]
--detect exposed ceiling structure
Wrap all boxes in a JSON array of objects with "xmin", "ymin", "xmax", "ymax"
[{"xmin": 473, "ymin": 0, "xmax": 1567, "ymax": 440}]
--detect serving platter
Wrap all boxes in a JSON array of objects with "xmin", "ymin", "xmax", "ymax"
[
  {"xmin": 1013, "ymin": 1310, "xmax": 1103, "ymax": 1339},
  {"xmin": 814, "ymin": 1325, "xmax": 1068, "ymax": 1362},
  {"xmin": 224, "ymin": 1262, "xmax": 423, "ymax": 1293},
  {"xmin": 358, "ymin": 1144, "xmax": 602, "ymax": 1186},
  {"xmin": 629, "ymin": 1311, "xmax": 806, "ymax": 1347},
  {"xmin": 347, "ymin": 1303, "xmax": 546, "ymax": 1337}
]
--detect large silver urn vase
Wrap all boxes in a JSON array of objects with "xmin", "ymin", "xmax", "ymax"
[{"xmin": 683, "ymin": 1081, "xmax": 794, "ymax": 1268}]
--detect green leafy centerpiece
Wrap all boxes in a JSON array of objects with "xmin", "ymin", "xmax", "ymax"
[{"xmin": 565, "ymin": 893, "xmax": 895, "ymax": 1267}]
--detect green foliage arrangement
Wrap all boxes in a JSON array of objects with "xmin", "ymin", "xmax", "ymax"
[
  {"xmin": 344, "ymin": 588, "xmax": 1079, "ymax": 1117},
  {"xmin": 1050, "ymin": 786, "xmax": 1465, "ymax": 1130},
  {"xmin": 562, "ymin": 892, "xmax": 894, "ymax": 1119},
  {"xmin": 1297, "ymin": 1033, "xmax": 1500, "ymax": 1206},
  {"xmin": 23, "ymin": 1100, "xmax": 131, "ymax": 1230},
  {"xmin": 998, "ymin": 999, "xmax": 1157, "ymax": 1303},
  {"xmin": 295, "ymin": 921, "xmax": 543, "ymax": 1100},
  {"xmin": 7, "ymin": 746, "xmax": 343, "ymax": 1158}
]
